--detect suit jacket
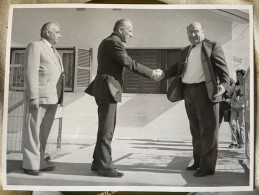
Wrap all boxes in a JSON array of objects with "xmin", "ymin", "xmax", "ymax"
[
  {"xmin": 164, "ymin": 39, "xmax": 230, "ymax": 103},
  {"xmin": 85, "ymin": 33, "xmax": 153, "ymax": 102},
  {"xmin": 25, "ymin": 39, "xmax": 64, "ymax": 104}
]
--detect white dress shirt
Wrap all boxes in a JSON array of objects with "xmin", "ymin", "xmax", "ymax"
[{"xmin": 182, "ymin": 42, "xmax": 206, "ymax": 84}]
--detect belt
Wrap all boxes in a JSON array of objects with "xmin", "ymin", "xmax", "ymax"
[{"xmin": 183, "ymin": 81, "xmax": 206, "ymax": 88}]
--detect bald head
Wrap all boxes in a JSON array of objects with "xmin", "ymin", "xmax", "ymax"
[
  {"xmin": 113, "ymin": 19, "xmax": 133, "ymax": 32},
  {"xmin": 113, "ymin": 19, "xmax": 133, "ymax": 43},
  {"xmin": 187, "ymin": 22, "xmax": 203, "ymax": 31},
  {"xmin": 40, "ymin": 22, "xmax": 61, "ymax": 45},
  {"xmin": 187, "ymin": 22, "xmax": 205, "ymax": 45},
  {"xmin": 41, "ymin": 22, "xmax": 59, "ymax": 38}
]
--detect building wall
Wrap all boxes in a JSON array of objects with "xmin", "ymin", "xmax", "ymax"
[
  {"xmin": 232, "ymin": 22, "xmax": 250, "ymax": 73},
  {"xmin": 9, "ymin": 7, "xmax": 250, "ymax": 141},
  {"xmin": 11, "ymin": 8, "xmax": 234, "ymax": 77}
]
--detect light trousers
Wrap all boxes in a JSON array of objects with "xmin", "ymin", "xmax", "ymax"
[
  {"xmin": 22, "ymin": 103, "xmax": 58, "ymax": 170},
  {"xmin": 230, "ymin": 107, "xmax": 245, "ymax": 145}
]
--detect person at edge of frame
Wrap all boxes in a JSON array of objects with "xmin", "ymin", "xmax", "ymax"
[
  {"xmin": 219, "ymin": 77, "xmax": 235, "ymax": 126},
  {"xmin": 228, "ymin": 69, "xmax": 246, "ymax": 149}
]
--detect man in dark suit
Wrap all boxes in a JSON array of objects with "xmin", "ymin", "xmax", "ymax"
[
  {"xmin": 157, "ymin": 22, "xmax": 230, "ymax": 177},
  {"xmin": 85, "ymin": 19, "xmax": 161, "ymax": 177},
  {"xmin": 22, "ymin": 22, "xmax": 64, "ymax": 176}
]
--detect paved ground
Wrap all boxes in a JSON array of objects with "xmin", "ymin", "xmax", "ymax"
[
  {"xmin": 4, "ymin": 96, "xmax": 252, "ymax": 191},
  {"xmin": 6, "ymin": 137, "xmax": 249, "ymax": 189}
]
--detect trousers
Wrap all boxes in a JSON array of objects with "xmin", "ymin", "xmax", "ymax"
[
  {"xmin": 93, "ymin": 81, "xmax": 117, "ymax": 170},
  {"xmin": 22, "ymin": 103, "xmax": 58, "ymax": 170},
  {"xmin": 183, "ymin": 82, "xmax": 219, "ymax": 172},
  {"xmin": 230, "ymin": 107, "xmax": 245, "ymax": 145}
]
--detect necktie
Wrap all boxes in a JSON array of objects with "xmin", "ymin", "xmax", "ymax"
[
  {"xmin": 51, "ymin": 45, "xmax": 57, "ymax": 54},
  {"xmin": 185, "ymin": 44, "xmax": 196, "ymax": 63},
  {"xmin": 51, "ymin": 46, "xmax": 60, "ymax": 61},
  {"xmin": 51, "ymin": 46, "xmax": 63, "ymax": 72}
]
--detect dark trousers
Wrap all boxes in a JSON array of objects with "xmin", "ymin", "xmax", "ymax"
[
  {"xmin": 93, "ymin": 82, "xmax": 117, "ymax": 171},
  {"xmin": 219, "ymin": 101, "xmax": 231, "ymax": 125},
  {"xmin": 183, "ymin": 82, "xmax": 219, "ymax": 172}
]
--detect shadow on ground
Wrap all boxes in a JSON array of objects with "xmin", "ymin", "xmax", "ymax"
[{"xmin": 6, "ymin": 139, "xmax": 249, "ymax": 187}]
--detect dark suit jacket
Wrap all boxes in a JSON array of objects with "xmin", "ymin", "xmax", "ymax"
[
  {"xmin": 164, "ymin": 39, "xmax": 230, "ymax": 103},
  {"xmin": 85, "ymin": 33, "xmax": 153, "ymax": 102}
]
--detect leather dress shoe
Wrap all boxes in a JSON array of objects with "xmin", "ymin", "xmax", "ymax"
[
  {"xmin": 238, "ymin": 144, "xmax": 244, "ymax": 149},
  {"xmin": 194, "ymin": 169, "xmax": 215, "ymax": 177},
  {"xmin": 98, "ymin": 169, "xmax": 124, "ymax": 177},
  {"xmin": 40, "ymin": 164, "xmax": 56, "ymax": 172},
  {"xmin": 186, "ymin": 163, "xmax": 199, "ymax": 171},
  {"xmin": 23, "ymin": 169, "xmax": 42, "ymax": 176},
  {"xmin": 91, "ymin": 164, "xmax": 98, "ymax": 172},
  {"xmin": 229, "ymin": 143, "xmax": 238, "ymax": 148}
]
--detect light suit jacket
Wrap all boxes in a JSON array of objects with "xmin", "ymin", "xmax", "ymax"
[
  {"xmin": 25, "ymin": 39, "xmax": 64, "ymax": 104},
  {"xmin": 164, "ymin": 39, "xmax": 230, "ymax": 103}
]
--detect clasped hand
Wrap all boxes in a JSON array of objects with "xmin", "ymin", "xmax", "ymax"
[
  {"xmin": 151, "ymin": 69, "xmax": 165, "ymax": 81},
  {"xmin": 214, "ymin": 85, "xmax": 226, "ymax": 98}
]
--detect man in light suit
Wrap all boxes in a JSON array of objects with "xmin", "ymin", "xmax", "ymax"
[
  {"xmin": 157, "ymin": 22, "xmax": 230, "ymax": 177},
  {"xmin": 85, "ymin": 19, "xmax": 161, "ymax": 177},
  {"xmin": 22, "ymin": 22, "xmax": 64, "ymax": 176}
]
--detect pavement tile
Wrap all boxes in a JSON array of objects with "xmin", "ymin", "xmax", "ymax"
[{"xmin": 6, "ymin": 137, "xmax": 250, "ymax": 188}]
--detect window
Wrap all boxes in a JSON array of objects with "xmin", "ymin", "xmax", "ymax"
[
  {"xmin": 74, "ymin": 48, "xmax": 92, "ymax": 91},
  {"xmin": 10, "ymin": 49, "xmax": 26, "ymax": 90},
  {"xmin": 57, "ymin": 49, "xmax": 74, "ymax": 91},
  {"xmin": 10, "ymin": 47, "xmax": 92, "ymax": 92}
]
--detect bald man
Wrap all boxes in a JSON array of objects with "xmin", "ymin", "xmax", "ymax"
[
  {"xmin": 22, "ymin": 22, "xmax": 64, "ymax": 176},
  {"xmin": 85, "ymin": 19, "xmax": 161, "ymax": 177},
  {"xmin": 159, "ymin": 22, "xmax": 230, "ymax": 177}
]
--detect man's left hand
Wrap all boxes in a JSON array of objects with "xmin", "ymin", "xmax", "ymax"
[{"xmin": 214, "ymin": 84, "xmax": 226, "ymax": 98}]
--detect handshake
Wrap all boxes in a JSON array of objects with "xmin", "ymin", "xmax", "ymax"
[{"xmin": 151, "ymin": 69, "xmax": 165, "ymax": 81}]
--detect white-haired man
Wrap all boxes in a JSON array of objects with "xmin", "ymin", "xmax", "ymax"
[
  {"xmin": 85, "ymin": 19, "xmax": 161, "ymax": 177},
  {"xmin": 22, "ymin": 22, "xmax": 64, "ymax": 176}
]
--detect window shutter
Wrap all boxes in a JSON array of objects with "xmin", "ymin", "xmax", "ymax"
[
  {"xmin": 142, "ymin": 51, "xmax": 161, "ymax": 93},
  {"xmin": 123, "ymin": 51, "xmax": 142, "ymax": 93},
  {"xmin": 124, "ymin": 50, "xmax": 161, "ymax": 94},
  {"xmin": 74, "ymin": 48, "xmax": 92, "ymax": 92}
]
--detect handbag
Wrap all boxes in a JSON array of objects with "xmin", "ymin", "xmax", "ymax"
[
  {"xmin": 221, "ymin": 101, "xmax": 231, "ymax": 123},
  {"xmin": 223, "ymin": 109, "xmax": 231, "ymax": 122}
]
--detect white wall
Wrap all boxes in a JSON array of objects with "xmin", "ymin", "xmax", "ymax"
[
  {"xmin": 9, "ymin": 8, "xmax": 251, "ymax": 142},
  {"xmin": 11, "ymin": 8, "xmax": 234, "ymax": 76},
  {"xmin": 232, "ymin": 22, "xmax": 250, "ymax": 72}
]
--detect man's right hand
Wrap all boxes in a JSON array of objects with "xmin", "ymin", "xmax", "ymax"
[
  {"xmin": 29, "ymin": 99, "xmax": 39, "ymax": 109},
  {"xmin": 152, "ymin": 69, "xmax": 165, "ymax": 81}
]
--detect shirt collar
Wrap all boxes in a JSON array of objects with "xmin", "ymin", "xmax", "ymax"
[
  {"xmin": 191, "ymin": 42, "xmax": 202, "ymax": 50},
  {"xmin": 41, "ymin": 38, "xmax": 52, "ymax": 48}
]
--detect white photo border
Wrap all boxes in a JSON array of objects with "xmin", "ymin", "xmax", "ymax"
[{"xmin": 2, "ymin": 3, "xmax": 254, "ymax": 192}]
